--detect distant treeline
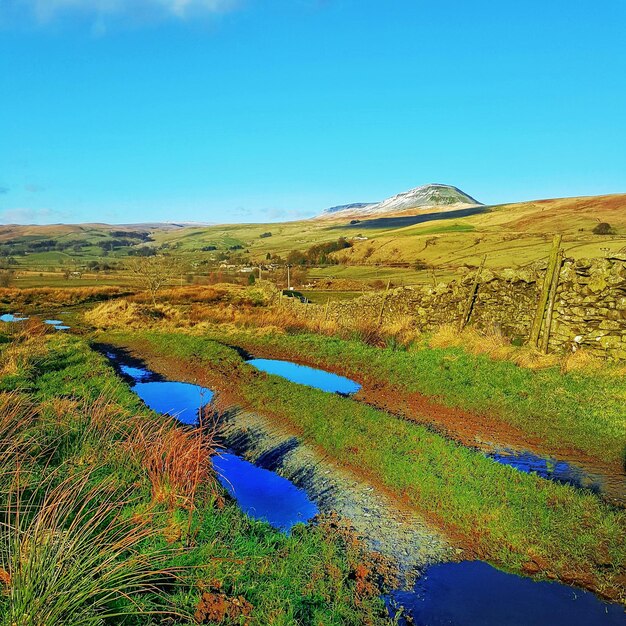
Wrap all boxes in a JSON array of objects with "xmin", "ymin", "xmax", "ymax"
[
  {"xmin": 0, "ymin": 231, "xmax": 153, "ymax": 257},
  {"xmin": 287, "ymin": 237, "xmax": 352, "ymax": 266}
]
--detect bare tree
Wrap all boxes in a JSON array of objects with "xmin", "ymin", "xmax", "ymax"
[
  {"xmin": 128, "ymin": 256, "xmax": 179, "ymax": 306},
  {"xmin": 0, "ymin": 270, "xmax": 14, "ymax": 288}
]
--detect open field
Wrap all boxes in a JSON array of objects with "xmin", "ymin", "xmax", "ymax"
[
  {"xmin": 2, "ymin": 193, "xmax": 626, "ymax": 293},
  {"xmin": 2, "ymin": 191, "xmax": 626, "ymax": 621}
]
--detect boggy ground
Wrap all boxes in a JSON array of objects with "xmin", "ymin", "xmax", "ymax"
[
  {"xmin": 0, "ymin": 333, "xmax": 392, "ymax": 625},
  {"xmin": 217, "ymin": 407, "xmax": 456, "ymax": 576},
  {"xmin": 189, "ymin": 326, "xmax": 626, "ymax": 503},
  {"xmin": 98, "ymin": 342, "xmax": 457, "ymax": 575},
  {"xmin": 96, "ymin": 331, "xmax": 626, "ymax": 604}
]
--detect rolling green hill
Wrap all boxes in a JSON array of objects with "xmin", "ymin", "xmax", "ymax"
[{"xmin": 2, "ymin": 192, "xmax": 625, "ymax": 289}]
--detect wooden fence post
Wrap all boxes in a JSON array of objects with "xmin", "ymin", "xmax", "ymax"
[
  {"xmin": 377, "ymin": 280, "xmax": 391, "ymax": 326},
  {"xmin": 529, "ymin": 235, "xmax": 562, "ymax": 347},
  {"xmin": 540, "ymin": 249, "xmax": 564, "ymax": 354},
  {"xmin": 459, "ymin": 254, "xmax": 487, "ymax": 331}
]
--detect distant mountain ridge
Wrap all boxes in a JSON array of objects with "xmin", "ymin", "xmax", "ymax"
[
  {"xmin": 320, "ymin": 183, "xmax": 481, "ymax": 218},
  {"xmin": 322, "ymin": 202, "xmax": 378, "ymax": 215}
]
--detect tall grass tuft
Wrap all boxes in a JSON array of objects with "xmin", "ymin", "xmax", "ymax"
[
  {"xmin": 124, "ymin": 418, "xmax": 217, "ymax": 510},
  {"xmin": 0, "ymin": 470, "xmax": 186, "ymax": 626}
]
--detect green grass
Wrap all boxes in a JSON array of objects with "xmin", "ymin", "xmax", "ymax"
[
  {"xmin": 196, "ymin": 328, "xmax": 626, "ymax": 465},
  {"xmin": 299, "ymin": 290, "xmax": 367, "ymax": 303},
  {"xmin": 395, "ymin": 222, "xmax": 476, "ymax": 237},
  {"xmin": 102, "ymin": 330, "xmax": 626, "ymax": 601},
  {"xmin": 0, "ymin": 334, "xmax": 389, "ymax": 625}
]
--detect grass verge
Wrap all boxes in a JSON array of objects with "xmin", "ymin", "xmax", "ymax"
[
  {"xmin": 101, "ymin": 330, "xmax": 626, "ymax": 603},
  {"xmin": 0, "ymin": 332, "xmax": 390, "ymax": 625},
  {"xmin": 195, "ymin": 325, "xmax": 626, "ymax": 466}
]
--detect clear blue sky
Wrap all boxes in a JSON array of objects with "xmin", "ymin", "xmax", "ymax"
[{"xmin": 1, "ymin": 0, "xmax": 625, "ymax": 225}]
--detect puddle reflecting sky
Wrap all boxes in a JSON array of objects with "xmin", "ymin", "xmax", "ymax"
[
  {"xmin": 489, "ymin": 449, "xmax": 603, "ymax": 493},
  {"xmin": 248, "ymin": 358, "xmax": 361, "ymax": 395},
  {"xmin": 132, "ymin": 381, "xmax": 213, "ymax": 425},
  {"xmin": 0, "ymin": 313, "xmax": 29, "ymax": 322},
  {"xmin": 213, "ymin": 452, "xmax": 318, "ymax": 531},
  {"xmin": 387, "ymin": 561, "xmax": 624, "ymax": 626}
]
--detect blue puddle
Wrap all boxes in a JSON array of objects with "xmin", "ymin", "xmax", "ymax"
[
  {"xmin": 247, "ymin": 358, "xmax": 361, "ymax": 395},
  {"xmin": 104, "ymin": 352, "xmax": 157, "ymax": 382},
  {"xmin": 121, "ymin": 364, "xmax": 154, "ymax": 381},
  {"xmin": 132, "ymin": 381, "xmax": 214, "ymax": 425},
  {"xmin": 104, "ymin": 350, "xmax": 318, "ymax": 531},
  {"xmin": 213, "ymin": 453, "xmax": 318, "ymax": 531},
  {"xmin": 246, "ymin": 358, "xmax": 612, "ymax": 497},
  {"xmin": 387, "ymin": 561, "xmax": 624, "ymax": 626},
  {"xmin": 0, "ymin": 313, "xmax": 29, "ymax": 322},
  {"xmin": 105, "ymin": 349, "xmax": 624, "ymax": 622},
  {"xmin": 44, "ymin": 319, "xmax": 71, "ymax": 331},
  {"xmin": 489, "ymin": 449, "xmax": 604, "ymax": 493},
  {"xmin": 0, "ymin": 314, "xmax": 69, "ymax": 330}
]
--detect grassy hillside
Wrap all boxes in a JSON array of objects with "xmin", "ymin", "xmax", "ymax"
[{"xmin": 2, "ymin": 192, "xmax": 625, "ymax": 290}]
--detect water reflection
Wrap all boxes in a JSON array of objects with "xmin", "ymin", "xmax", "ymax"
[
  {"xmin": 248, "ymin": 358, "xmax": 361, "ymax": 395},
  {"xmin": 0, "ymin": 313, "xmax": 29, "ymax": 322},
  {"xmin": 132, "ymin": 381, "xmax": 213, "ymax": 425},
  {"xmin": 213, "ymin": 452, "xmax": 318, "ymax": 531},
  {"xmin": 387, "ymin": 561, "xmax": 624, "ymax": 626},
  {"xmin": 489, "ymin": 448, "xmax": 603, "ymax": 493}
]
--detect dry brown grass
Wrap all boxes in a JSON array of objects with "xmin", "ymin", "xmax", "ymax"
[
  {"xmin": 0, "ymin": 286, "xmax": 129, "ymax": 312},
  {"xmin": 187, "ymin": 299, "xmax": 420, "ymax": 348},
  {"xmin": 428, "ymin": 323, "xmax": 611, "ymax": 372},
  {"xmin": 0, "ymin": 332, "xmax": 50, "ymax": 377},
  {"xmin": 560, "ymin": 349, "xmax": 604, "ymax": 374},
  {"xmin": 124, "ymin": 418, "xmax": 217, "ymax": 510},
  {"xmin": 0, "ymin": 391, "xmax": 35, "ymax": 456},
  {"xmin": 131, "ymin": 284, "xmax": 232, "ymax": 305},
  {"xmin": 84, "ymin": 299, "xmax": 181, "ymax": 329}
]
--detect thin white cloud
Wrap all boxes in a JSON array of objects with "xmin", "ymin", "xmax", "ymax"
[
  {"xmin": 3, "ymin": 0, "xmax": 240, "ymax": 26},
  {"xmin": 0, "ymin": 206, "xmax": 68, "ymax": 225}
]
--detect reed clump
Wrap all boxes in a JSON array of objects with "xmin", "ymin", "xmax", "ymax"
[
  {"xmin": 84, "ymin": 299, "xmax": 181, "ymax": 329},
  {"xmin": 1, "ymin": 472, "xmax": 181, "ymax": 626},
  {"xmin": 125, "ymin": 419, "xmax": 217, "ymax": 510}
]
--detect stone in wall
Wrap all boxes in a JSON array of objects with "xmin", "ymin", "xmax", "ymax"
[{"xmin": 306, "ymin": 256, "xmax": 626, "ymax": 360}]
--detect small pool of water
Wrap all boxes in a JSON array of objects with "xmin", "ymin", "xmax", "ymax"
[
  {"xmin": 53, "ymin": 325, "xmax": 71, "ymax": 331},
  {"xmin": 213, "ymin": 452, "xmax": 318, "ymax": 531},
  {"xmin": 247, "ymin": 358, "xmax": 361, "ymax": 395},
  {"xmin": 122, "ymin": 364, "xmax": 154, "ymax": 381},
  {"xmin": 0, "ymin": 313, "xmax": 29, "ymax": 322},
  {"xmin": 44, "ymin": 319, "xmax": 63, "ymax": 325},
  {"xmin": 104, "ymin": 351, "xmax": 155, "ymax": 382},
  {"xmin": 132, "ymin": 381, "xmax": 213, "ymax": 425},
  {"xmin": 489, "ymin": 449, "xmax": 603, "ymax": 493},
  {"xmin": 387, "ymin": 561, "xmax": 624, "ymax": 626}
]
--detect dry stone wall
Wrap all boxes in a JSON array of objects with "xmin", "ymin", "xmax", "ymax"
[{"xmin": 321, "ymin": 255, "xmax": 626, "ymax": 360}]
